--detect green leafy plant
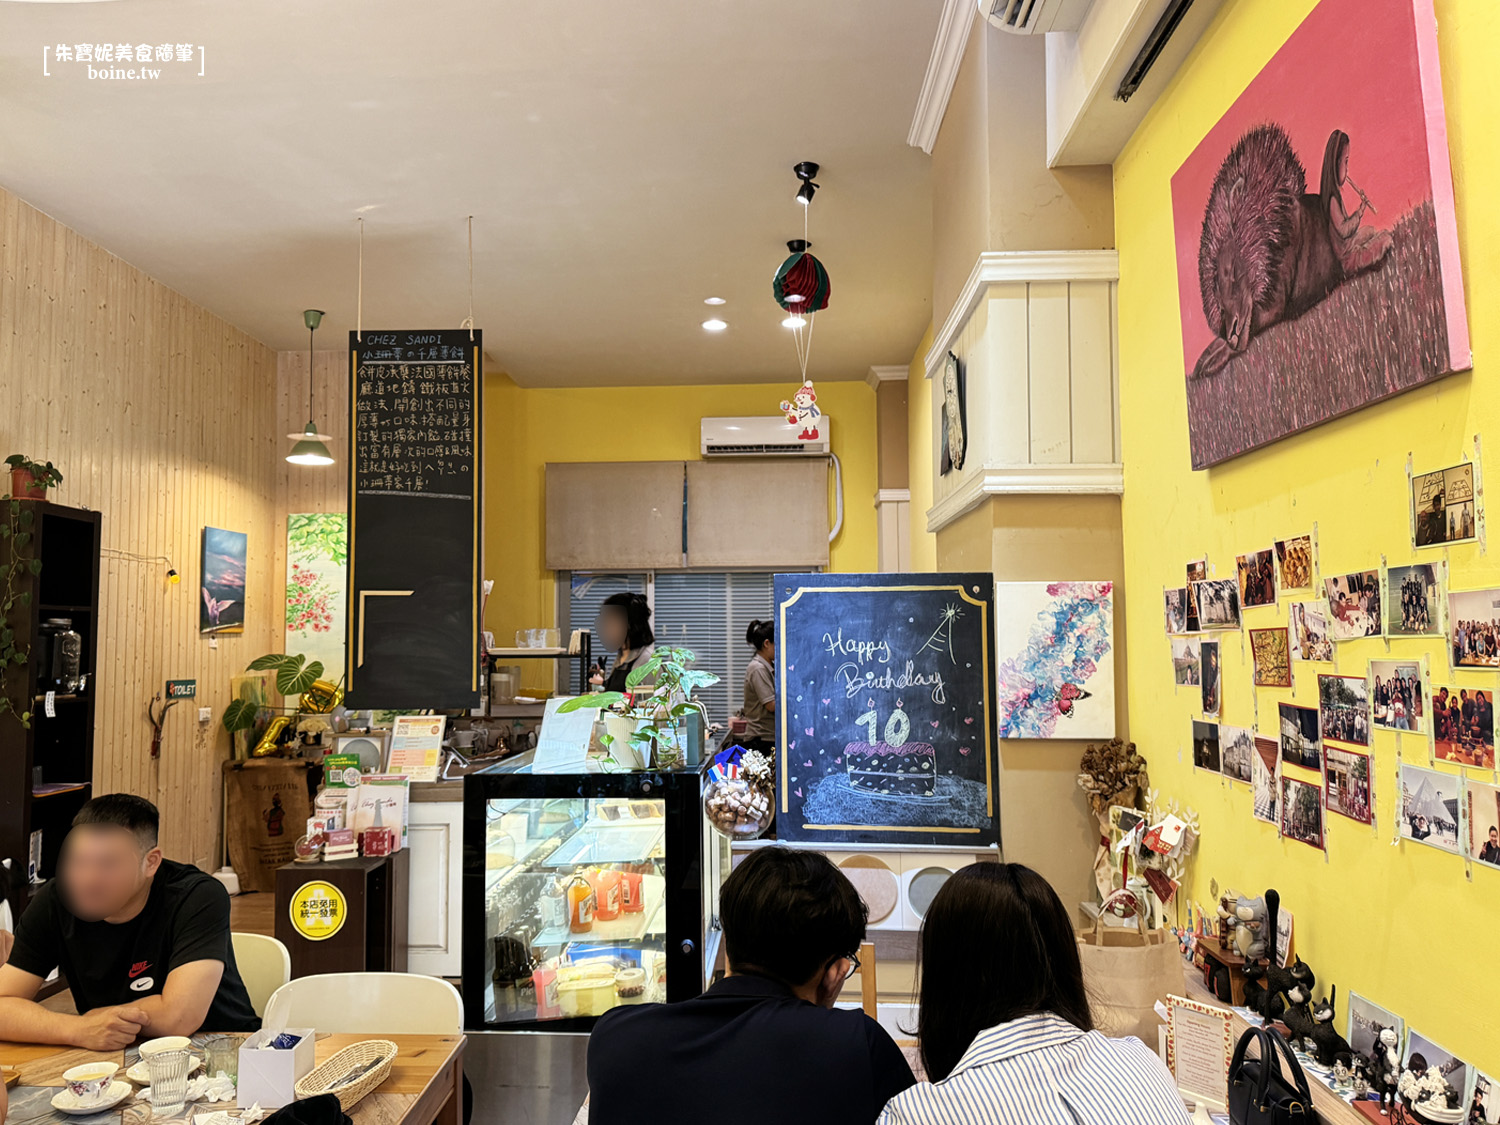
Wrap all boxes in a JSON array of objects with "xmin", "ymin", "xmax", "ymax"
[
  {"xmin": 222, "ymin": 652, "xmax": 326, "ymax": 734},
  {"xmin": 0, "ymin": 498, "xmax": 39, "ymax": 727},
  {"xmin": 558, "ymin": 645, "xmax": 718, "ymax": 769},
  {"xmin": 5, "ymin": 455, "xmax": 63, "ymax": 491}
]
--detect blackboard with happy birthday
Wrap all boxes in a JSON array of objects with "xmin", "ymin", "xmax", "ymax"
[{"xmin": 774, "ymin": 572, "xmax": 999, "ymax": 847}]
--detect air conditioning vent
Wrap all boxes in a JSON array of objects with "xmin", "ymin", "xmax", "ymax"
[
  {"xmin": 978, "ymin": 0, "xmax": 1092, "ymax": 35},
  {"xmin": 701, "ymin": 416, "xmax": 831, "ymax": 458}
]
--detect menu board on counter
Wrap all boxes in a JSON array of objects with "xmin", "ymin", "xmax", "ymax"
[
  {"xmin": 346, "ymin": 330, "xmax": 481, "ymax": 710},
  {"xmin": 774, "ymin": 572, "xmax": 999, "ymax": 847}
]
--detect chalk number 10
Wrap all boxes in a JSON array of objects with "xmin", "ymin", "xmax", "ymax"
[{"xmin": 856, "ymin": 707, "xmax": 910, "ymax": 749}]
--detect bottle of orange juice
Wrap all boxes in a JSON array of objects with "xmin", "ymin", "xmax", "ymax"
[{"xmin": 567, "ymin": 876, "xmax": 595, "ymax": 934}]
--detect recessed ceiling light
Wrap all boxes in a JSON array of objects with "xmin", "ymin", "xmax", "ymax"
[
  {"xmin": 781, "ymin": 315, "xmax": 806, "ymax": 329},
  {"xmin": 703, "ymin": 297, "xmax": 726, "ymax": 306},
  {"xmin": 702, "ymin": 319, "xmax": 728, "ymax": 332}
]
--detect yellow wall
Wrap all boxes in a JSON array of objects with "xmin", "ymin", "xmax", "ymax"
[
  {"xmin": 482, "ymin": 377, "xmax": 879, "ymax": 639},
  {"xmin": 907, "ymin": 325, "xmax": 939, "ymax": 572},
  {"xmin": 1116, "ymin": 0, "xmax": 1497, "ymax": 1071}
]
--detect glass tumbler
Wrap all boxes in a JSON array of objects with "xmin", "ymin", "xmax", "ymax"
[
  {"xmin": 145, "ymin": 1048, "xmax": 192, "ymax": 1117},
  {"xmin": 203, "ymin": 1034, "xmax": 243, "ymax": 1082}
]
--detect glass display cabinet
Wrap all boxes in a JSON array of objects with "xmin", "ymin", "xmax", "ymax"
[{"xmin": 461, "ymin": 754, "xmax": 728, "ymax": 1031}]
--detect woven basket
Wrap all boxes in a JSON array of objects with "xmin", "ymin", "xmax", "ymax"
[{"xmin": 293, "ymin": 1039, "xmax": 397, "ymax": 1111}]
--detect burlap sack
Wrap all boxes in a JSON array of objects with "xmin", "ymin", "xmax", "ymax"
[
  {"xmin": 222, "ymin": 758, "xmax": 311, "ymax": 892},
  {"xmin": 1078, "ymin": 891, "xmax": 1184, "ymax": 1045}
]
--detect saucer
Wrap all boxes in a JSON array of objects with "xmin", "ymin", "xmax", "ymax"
[
  {"xmin": 126, "ymin": 1054, "xmax": 202, "ymax": 1084},
  {"xmin": 51, "ymin": 1080, "xmax": 132, "ymax": 1114}
]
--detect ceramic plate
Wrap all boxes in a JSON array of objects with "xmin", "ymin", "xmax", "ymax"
[
  {"xmin": 51, "ymin": 1080, "xmax": 133, "ymax": 1114},
  {"xmin": 126, "ymin": 1055, "xmax": 202, "ymax": 1085}
]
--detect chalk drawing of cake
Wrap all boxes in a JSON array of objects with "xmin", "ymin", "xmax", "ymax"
[{"xmin": 845, "ymin": 741, "xmax": 937, "ymax": 797}]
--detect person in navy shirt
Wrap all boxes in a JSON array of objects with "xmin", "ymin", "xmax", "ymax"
[{"xmin": 587, "ymin": 847, "xmax": 914, "ymax": 1125}]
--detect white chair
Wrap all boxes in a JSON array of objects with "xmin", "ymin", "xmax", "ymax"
[
  {"xmin": 262, "ymin": 972, "xmax": 463, "ymax": 1035},
  {"xmin": 230, "ymin": 933, "xmax": 290, "ymax": 1018}
]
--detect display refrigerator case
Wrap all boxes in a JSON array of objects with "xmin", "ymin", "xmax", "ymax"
[{"xmin": 462, "ymin": 754, "xmax": 728, "ymax": 1031}]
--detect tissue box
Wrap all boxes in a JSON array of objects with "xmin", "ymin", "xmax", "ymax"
[{"xmin": 237, "ymin": 1027, "xmax": 315, "ymax": 1108}]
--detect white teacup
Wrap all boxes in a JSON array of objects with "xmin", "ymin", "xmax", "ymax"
[
  {"xmin": 137, "ymin": 1035, "xmax": 191, "ymax": 1057},
  {"xmin": 63, "ymin": 1063, "xmax": 118, "ymax": 1104}
]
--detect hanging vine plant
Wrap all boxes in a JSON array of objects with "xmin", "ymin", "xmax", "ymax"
[{"xmin": 0, "ymin": 498, "xmax": 41, "ymax": 727}]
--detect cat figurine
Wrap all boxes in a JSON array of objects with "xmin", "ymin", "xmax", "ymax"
[{"xmin": 1305, "ymin": 986, "xmax": 1355, "ymax": 1068}]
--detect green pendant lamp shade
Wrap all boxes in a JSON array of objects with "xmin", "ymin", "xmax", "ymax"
[
  {"xmin": 772, "ymin": 244, "xmax": 831, "ymax": 314},
  {"xmin": 286, "ymin": 308, "xmax": 333, "ymax": 467}
]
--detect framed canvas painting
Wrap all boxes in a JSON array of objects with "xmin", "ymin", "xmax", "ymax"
[
  {"xmin": 1169, "ymin": 0, "xmax": 1469, "ymax": 469},
  {"xmin": 996, "ymin": 581, "xmax": 1115, "ymax": 739}
]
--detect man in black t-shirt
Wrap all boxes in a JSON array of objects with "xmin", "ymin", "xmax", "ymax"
[
  {"xmin": 0, "ymin": 794, "xmax": 259, "ymax": 1049},
  {"xmin": 587, "ymin": 847, "xmax": 915, "ymax": 1125}
]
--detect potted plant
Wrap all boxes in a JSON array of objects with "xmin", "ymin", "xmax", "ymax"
[
  {"xmin": 558, "ymin": 645, "xmax": 718, "ymax": 770},
  {"xmin": 5, "ymin": 455, "xmax": 63, "ymax": 501}
]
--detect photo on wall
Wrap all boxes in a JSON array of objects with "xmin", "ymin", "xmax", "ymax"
[
  {"xmin": 1168, "ymin": 0, "xmax": 1470, "ymax": 470},
  {"xmin": 1324, "ymin": 745, "xmax": 1372, "ymax": 824},
  {"xmin": 1318, "ymin": 673, "xmax": 1370, "ymax": 746},
  {"xmin": 1250, "ymin": 628, "xmax": 1293, "ymax": 688},
  {"xmin": 200, "ymin": 526, "xmax": 247, "ymax": 635},
  {"xmin": 1200, "ymin": 640, "xmax": 1222, "ymax": 717},
  {"xmin": 1402, "ymin": 1032, "xmax": 1472, "ymax": 1119},
  {"xmin": 285, "ymin": 512, "xmax": 348, "ymax": 698},
  {"xmin": 1252, "ymin": 735, "xmax": 1280, "ymax": 824},
  {"xmin": 1370, "ymin": 658, "xmax": 1426, "ymax": 734},
  {"xmin": 1399, "ymin": 763, "xmax": 1462, "ymax": 853},
  {"xmin": 1280, "ymin": 775, "xmax": 1325, "ymax": 850},
  {"xmin": 1278, "ymin": 703, "xmax": 1323, "ymax": 770},
  {"xmin": 1220, "ymin": 725, "xmax": 1255, "ymax": 784},
  {"xmin": 1384, "ymin": 562, "xmax": 1444, "ymax": 638},
  {"xmin": 1288, "ymin": 601, "xmax": 1334, "ymax": 662},
  {"xmin": 1164, "ymin": 587, "xmax": 1189, "ymax": 635},
  {"xmin": 996, "ymin": 581, "xmax": 1115, "ymax": 740},
  {"xmin": 1193, "ymin": 578, "xmax": 1241, "ymax": 630},
  {"xmin": 1193, "ymin": 720, "xmax": 1222, "ymax": 774},
  {"xmin": 1413, "ymin": 461, "xmax": 1478, "ymax": 548},
  {"xmin": 1185, "ymin": 559, "xmax": 1207, "ymax": 632},
  {"xmin": 1471, "ymin": 1073, "xmax": 1499, "ymax": 1125},
  {"xmin": 1172, "ymin": 638, "xmax": 1202, "ymax": 686},
  {"xmin": 1275, "ymin": 535, "xmax": 1313, "ymax": 592},
  {"xmin": 1448, "ymin": 586, "xmax": 1500, "ymax": 668},
  {"xmin": 1433, "ymin": 685, "xmax": 1495, "ymax": 768},
  {"xmin": 1237, "ymin": 548, "xmax": 1277, "ymax": 609},
  {"xmin": 1348, "ymin": 993, "xmax": 1404, "ymax": 1060},
  {"xmin": 1465, "ymin": 777, "xmax": 1500, "ymax": 869},
  {"xmin": 1324, "ymin": 570, "xmax": 1382, "ymax": 640}
]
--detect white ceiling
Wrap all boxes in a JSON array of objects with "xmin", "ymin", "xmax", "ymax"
[{"xmin": 0, "ymin": 0, "xmax": 940, "ymax": 386}]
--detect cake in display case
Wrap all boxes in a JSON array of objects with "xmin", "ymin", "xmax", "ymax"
[{"xmin": 461, "ymin": 753, "xmax": 727, "ymax": 1031}]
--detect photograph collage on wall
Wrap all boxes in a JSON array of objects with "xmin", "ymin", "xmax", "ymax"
[
  {"xmin": 1280, "ymin": 775, "xmax": 1325, "ymax": 850},
  {"xmin": 1448, "ymin": 586, "xmax": 1500, "ymax": 668},
  {"xmin": 1193, "ymin": 577, "xmax": 1241, "ymax": 630},
  {"xmin": 1237, "ymin": 548, "xmax": 1277, "ymax": 609},
  {"xmin": 1200, "ymin": 640, "xmax": 1222, "ymax": 717},
  {"xmin": 1433, "ymin": 685, "xmax": 1495, "ymax": 767},
  {"xmin": 1250, "ymin": 627, "xmax": 1292, "ymax": 687},
  {"xmin": 1278, "ymin": 703, "xmax": 1322, "ymax": 771},
  {"xmin": 1412, "ymin": 461, "xmax": 1478, "ymax": 549},
  {"xmin": 1400, "ymin": 763, "xmax": 1462, "ymax": 854},
  {"xmin": 1288, "ymin": 601, "xmax": 1334, "ymax": 662},
  {"xmin": 1220, "ymin": 725, "xmax": 1254, "ymax": 784},
  {"xmin": 1318, "ymin": 673, "xmax": 1370, "ymax": 747},
  {"xmin": 1324, "ymin": 570, "xmax": 1382, "ymax": 640},
  {"xmin": 1324, "ymin": 745, "xmax": 1372, "ymax": 824},
  {"xmin": 1185, "ymin": 559, "xmax": 1207, "ymax": 632},
  {"xmin": 1274, "ymin": 535, "xmax": 1313, "ymax": 592},
  {"xmin": 1252, "ymin": 734, "xmax": 1280, "ymax": 824},
  {"xmin": 1193, "ymin": 719, "xmax": 1221, "ymax": 773},
  {"xmin": 1465, "ymin": 777, "xmax": 1500, "ymax": 869},
  {"xmin": 1172, "ymin": 637, "xmax": 1201, "ymax": 685},
  {"xmin": 1370, "ymin": 658, "xmax": 1426, "ymax": 734},
  {"xmin": 1385, "ymin": 561, "xmax": 1444, "ymax": 637}
]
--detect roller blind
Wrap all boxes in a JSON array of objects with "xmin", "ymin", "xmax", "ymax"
[
  {"xmin": 545, "ymin": 462, "xmax": 684, "ymax": 570},
  {"xmin": 685, "ymin": 460, "xmax": 830, "ymax": 568}
]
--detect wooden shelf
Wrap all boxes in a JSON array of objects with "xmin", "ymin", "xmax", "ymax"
[
  {"xmin": 489, "ymin": 703, "xmax": 547, "ymax": 718},
  {"xmin": 37, "ymin": 604, "xmax": 93, "ymax": 615},
  {"xmin": 32, "ymin": 782, "xmax": 89, "ymax": 799},
  {"xmin": 488, "ymin": 648, "xmax": 574, "ymax": 658}
]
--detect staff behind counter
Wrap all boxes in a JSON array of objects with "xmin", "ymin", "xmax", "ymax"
[{"xmin": 0, "ymin": 794, "xmax": 259, "ymax": 1049}]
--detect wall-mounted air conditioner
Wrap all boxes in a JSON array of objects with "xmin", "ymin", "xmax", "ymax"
[
  {"xmin": 978, "ymin": 0, "xmax": 1092, "ymax": 35},
  {"xmin": 700, "ymin": 416, "xmax": 832, "ymax": 457}
]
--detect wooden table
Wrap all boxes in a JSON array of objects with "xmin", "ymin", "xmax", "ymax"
[{"xmin": 0, "ymin": 1032, "xmax": 464, "ymax": 1125}]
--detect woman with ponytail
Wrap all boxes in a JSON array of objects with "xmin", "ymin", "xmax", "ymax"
[{"xmin": 740, "ymin": 620, "xmax": 776, "ymax": 754}]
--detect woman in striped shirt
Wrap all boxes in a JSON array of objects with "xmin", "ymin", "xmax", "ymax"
[{"xmin": 878, "ymin": 864, "xmax": 1192, "ymax": 1125}]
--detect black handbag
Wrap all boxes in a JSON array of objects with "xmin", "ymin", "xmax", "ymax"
[{"xmin": 1228, "ymin": 1025, "xmax": 1314, "ymax": 1125}]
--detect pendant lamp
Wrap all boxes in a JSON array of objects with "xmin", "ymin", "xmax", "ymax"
[{"xmin": 286, "ymin": 308, "xmax": 334, "ymax": 466}]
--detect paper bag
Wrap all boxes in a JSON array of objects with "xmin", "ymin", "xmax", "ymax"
[
  {"xmin": 1078, "ymin": 893, "xmax": 1184, "ymax": 1044},
  {"xmin": 223, "ymin": 759, "xmax": 311, "ymax": 893}
]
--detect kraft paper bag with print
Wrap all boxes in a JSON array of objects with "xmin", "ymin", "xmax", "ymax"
[{"xmin": 223, "ymin": 759, "xmax": 311, "ymax": 892}]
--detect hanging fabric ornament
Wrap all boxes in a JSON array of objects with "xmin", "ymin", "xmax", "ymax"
[{"xmin": 772, "ymin": 240, "xmax": 831, "ymax": 313}]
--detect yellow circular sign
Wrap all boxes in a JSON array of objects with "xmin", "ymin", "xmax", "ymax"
[{"xmin": 288, "ymin": 880, "xmax": 346, "ymax": 942}]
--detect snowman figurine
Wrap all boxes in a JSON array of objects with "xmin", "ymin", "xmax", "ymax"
[{"xmin": 779, "ymin": 380, "xmax": 821, "ymax": 440}]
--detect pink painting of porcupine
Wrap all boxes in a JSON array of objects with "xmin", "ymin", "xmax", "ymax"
[{"xmin": 1169, "ymin": 0, "xmax": 1468, "ymax": 470}]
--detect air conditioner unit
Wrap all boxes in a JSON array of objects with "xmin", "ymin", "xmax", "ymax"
[
  {"xmin": 700, "ymin": 416, "xmax": 831, "ymax": 457},
  {"xmin": 978, "ymin": 0, "xmax": 1092, "ymax": 35}
]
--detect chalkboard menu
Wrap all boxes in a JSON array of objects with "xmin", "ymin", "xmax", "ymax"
[
  {"xmin": 775, "ymin": 572, "xmax": 999, "ymax": 847},
  {"xmin": 346, "ymin": 330, "xmax": 481, "ymax": 710}
]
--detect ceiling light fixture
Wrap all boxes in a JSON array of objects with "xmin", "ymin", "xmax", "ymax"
[
  {"xmin": 702, "ymin": 318, "xmax": 728, "ymax": 332},
  {"xmin": 703, "ymin": 296, "xmax": 726, "ymax": 306},
  {"xmin": 286, "ymin": 309, "xmax": 335, "ymax": 467},
  {"xmin": 793, "ymin": 161, "xmax": 820, "ymax": 206}
]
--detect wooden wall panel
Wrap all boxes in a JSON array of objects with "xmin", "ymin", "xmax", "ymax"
[{"xmin": 1, "ymin": 185, "xmax": 280, "ymax": 869}]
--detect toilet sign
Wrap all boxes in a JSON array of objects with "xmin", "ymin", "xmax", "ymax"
[{"xmin": 166, "ymin": 679, "xmax": 197, "ymax": 699}]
